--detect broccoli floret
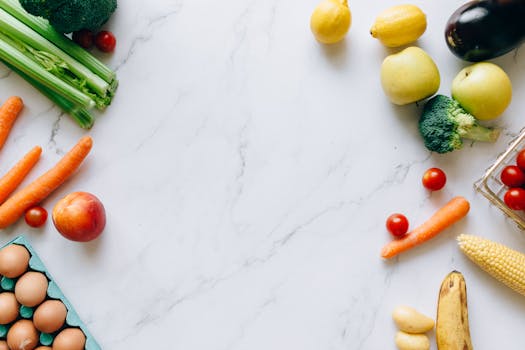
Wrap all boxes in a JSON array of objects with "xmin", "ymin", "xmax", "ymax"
[
  {"xmin": 419, "ymin": 95, "xmax": 500, "ymax": 154},
  {"xmin": 20, "ymin": 0, "xmax": 117, "ymax": 33}
]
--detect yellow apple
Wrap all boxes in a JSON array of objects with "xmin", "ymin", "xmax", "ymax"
[
  {"xmin": 380, "ymin": 46, "xmax": 440, "ymax": 105},
  {"xmin": 451, "ymin": 62, "xmax": 512, "ymax": 120}
]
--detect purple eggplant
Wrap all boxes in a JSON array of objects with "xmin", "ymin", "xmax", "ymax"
[{"xmin": 445, "ymin": 0, "xmax": 525, "ymax": 61}]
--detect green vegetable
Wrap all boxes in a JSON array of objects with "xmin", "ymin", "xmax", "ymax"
[
  {"xmin": 418, "ymin": 95, "xmax": 500, "ymax": 154},
  {"xmin": 5, "ymin": 62, "xmax": 94, "ymax": 128},
  {"xmin": 19, "ymin": 0, "xmax": 117, "ymax": 34},
  {"xmin": 0, "ymin": 0, "xmax": 117, "ymax": 128}
]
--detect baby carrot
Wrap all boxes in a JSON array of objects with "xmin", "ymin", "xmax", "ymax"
[
  {"xmin": 0, "ymin": 136, "xmax": 92, "ymax": 229},
  {"xmin": 0, "ymin": 96, "xmax": 23, "ymax": 151},
  {"xmin": 0, "ymin": 146, "xmax": 41, "ymax": 204},
  {"xmin": 381, "ymin": 196, "xmax": 470, "ymax": 259}
]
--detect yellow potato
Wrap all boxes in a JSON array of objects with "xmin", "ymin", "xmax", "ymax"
[
  {"xmin": 395, "ymin": 331, "xmax": 430, "ymax": 350},
  {"xmin": 392, "ymin": 305, "xmax": 434, "ymax": 333}
]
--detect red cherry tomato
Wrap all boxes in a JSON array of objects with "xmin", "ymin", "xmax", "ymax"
[
  {"xmin": 500, "ymin": 165, "xmax": 525, "ymax": 187},
  {"xmin": 386, "ymin": 213, "xmax": 409, "ymax": 238},
  {"xmin": 517, "ymin": 149, "xmax": 525, "ymax": 172},
  {"xmin": 422, "ymin": 167, "xmax": 447, "ymax": 191},
  {"xmin": 504, "ymin": 188, "xmax": 525, "ymax": 210},
  {"xmin": 72, "ymin": 29, "xmax": 94, "ymax": 49},
  {"xmin": 24, "ymin": 206, "xmax": 48, "ymax": 228},
  {"xmin": 94, "ymin": 31, "xmax": 116, "ymax": 53}
]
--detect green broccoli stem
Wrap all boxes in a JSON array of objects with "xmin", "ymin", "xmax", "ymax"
[
  {"xmin": 461, "ymin": 123, "xmax": 501, "ymax": 143},
  {"xmin": 0, "ymin": 8, "xmax": 110, "ymax": 98},
  {"xmin": 0, "ymin": 31, "xmax": 95, "ymax": 110},
  {"xmin": 0, "ymin": 0, "xmax": 117, "ymax": 85}
]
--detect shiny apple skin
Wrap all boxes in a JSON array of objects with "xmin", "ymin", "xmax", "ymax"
[{"xmin": 52, "ymin": 192, "xmax": 106, "ymax": 242}]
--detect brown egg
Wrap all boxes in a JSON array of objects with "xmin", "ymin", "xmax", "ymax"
[
  {"xmin": 0, "ymin": 292, "xmax": 19, "ymax": 324},
  {"xmin": 33, "ymin": 299, "xmax": 67, "ymax": 333},
  {"xmin": 15, "ymin": 271, "xmax": 48, "ymax": 307},
  {"xmin": 0, "ymin": 340, "xmax": 8, "ymax": 350},
  {"xmin": 6, "ymin": 319, "xmax": 39, "ymax": 350},
  {"xmin": 0, "ymin": 244, "xmax": 30, "ymax": 278},
  {"xmin": 52, "ymin": 328, "xmax": 86, "ymax": 350}
]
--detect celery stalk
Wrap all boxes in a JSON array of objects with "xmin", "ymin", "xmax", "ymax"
[
  {"xmin": 8, "ymin": 61, "xmax": 95, "ymax": 128},
  {"xmin": 0, "ymin": 8, "xmax": 109, "ymax": 98},
  {"xmin": 3, "ymin": 60, "xmax": 95, "ymax": 129},
  {"xmin": 0, "ymin": 31, "xmax": 95, "ymax": 110},
  {"xmin": 0, "ymin": 0, "xmax": 116, "ymax": 84}
]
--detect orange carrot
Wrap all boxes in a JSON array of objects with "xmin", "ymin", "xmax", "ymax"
[
  {"xmin": 0, "ymin": 97, "xmax": 24, "ymax": 151},
  {"xmin": 0, "ymin": 146, "xmax": 42, "ymax": 204},
  {"xmin": 381, "ymin": 196, "xmax": 470, "ymax": 259},
  {"xmin": 0, "ymin": 136, "xmax": 92, "ymax": 229}
]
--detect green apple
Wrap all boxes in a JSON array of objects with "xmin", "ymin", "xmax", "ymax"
[
  {"xmin": 380, "ymin": 46, "xmax": 440, "ymax": 105},
  {"xmin": 451, "ymin": 62, "xmax": 512, "ymax": 120}
]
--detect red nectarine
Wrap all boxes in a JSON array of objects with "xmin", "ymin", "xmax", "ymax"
[{"xmin": 52, "ymin": 192, "xmax": 106, "ymax": 242}]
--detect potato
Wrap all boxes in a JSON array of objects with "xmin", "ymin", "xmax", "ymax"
[
  {"xmin": 395, "ymin": 331, "xmax": 430, "ymax": 350},
  {"xmin": 392, "ymin": 305, "xmax": 434, "ymax": 333}
]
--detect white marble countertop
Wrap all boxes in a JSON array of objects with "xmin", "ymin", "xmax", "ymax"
[{"xmin": 1, "ymin": 0, "xmax": 525, "ymax": 348}]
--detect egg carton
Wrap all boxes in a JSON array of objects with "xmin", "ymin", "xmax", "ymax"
[
  {"xmin": 0, "ymin": 235, "xmax": 101, "ymax": 349},
  {"xmin": 475, "ymin": 128, "xmax": 525, "ymax": 230}
]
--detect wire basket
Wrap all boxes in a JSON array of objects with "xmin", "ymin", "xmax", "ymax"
[{"xmin": 475, "ymin": 129, "xmax": 525, "ymax": 230}]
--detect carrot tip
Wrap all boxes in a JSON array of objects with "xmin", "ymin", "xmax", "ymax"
[{"xmin": 81, "ymin": 135, "xmax": 93, "ymax": 147}]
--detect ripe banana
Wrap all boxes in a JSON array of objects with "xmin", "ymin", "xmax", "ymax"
[{"xmin": 436, "ymin": 271, "xmax": 473, "ymax": 350}]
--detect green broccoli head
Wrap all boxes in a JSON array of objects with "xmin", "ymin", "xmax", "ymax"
[
  {"xmin": 418, "ymin": 95, "xmax": 500, "ymax": 154},
  {"xmin": 17, "ymin": 0, "xmax": 49, "ymax": 17},
  {"xmin": 20, "ymin": 0, "xmax": 117, "ymax": 33}
]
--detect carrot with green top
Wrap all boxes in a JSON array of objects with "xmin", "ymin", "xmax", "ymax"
[
  {"xmin": 0, "ymin": 136, "xmax": 92, "ymax": 229},
  {"xmin": 0, "ymin": 96, "xmax": 24, "ymax": 151},
  {"xmin": 0, "ymin": 145, "xmax": 41, "ymax": 204},
  {"xmin": 381, "ymin": 196, "xmax": 470, "ymax": 259}
]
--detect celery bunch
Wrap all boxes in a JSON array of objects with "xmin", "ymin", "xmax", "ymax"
[{"xmin": 0, "ymin": 0, "xmax": 118, "ymax": 128}]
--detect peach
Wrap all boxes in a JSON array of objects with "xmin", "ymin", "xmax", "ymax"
[{"xmin": 52, "ymin": 192, "xmax": 106, "ymax": 242}]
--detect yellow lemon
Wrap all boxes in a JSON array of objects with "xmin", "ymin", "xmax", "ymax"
[
  {"xmin": 370, "ymin": 4, "xmax": 426, "ymax": 47},
  {"xmin": 310, "ymin": 0, "xmax": 351, "ymax": 44}
]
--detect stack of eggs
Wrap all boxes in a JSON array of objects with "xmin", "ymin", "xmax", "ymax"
[{"xmin": 0, "ymin": 238, "xmax": 98, "ymax": 350}]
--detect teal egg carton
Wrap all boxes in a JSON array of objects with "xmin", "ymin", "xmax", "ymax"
[{"xmin": 0, "ymin": 235, "xmax": 101, "ymax": 349}]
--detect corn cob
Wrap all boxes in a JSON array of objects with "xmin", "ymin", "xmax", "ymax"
[{"xmin": 457, "ymin": 234, "xmax": 525, "ymax": 296}]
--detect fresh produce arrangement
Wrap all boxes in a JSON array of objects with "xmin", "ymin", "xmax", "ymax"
[
  {"xmin": 0, "ymin": 95, "xmax": 105, "ymax": 242},
  {"xmin": 360, "ymin": 0, "xmax": 525, "ymax": 346},
  {"xmin": 381, "ymin": 196, "xmax": 470, "ymax": 259},
  {"xmin": 0, "ymin": 135, "xmax": 93, "ymax": 229},
  {"xmin": 0, "ymin": 0, "xmax": 523, "ymax": 348},
  {"xmin": 0, "ymin": 236, "xmax": 101, "ymax": 350},
  {"xmin": 0, "ymin": 0, "xmax": 118, "ymax": 128},
  {"xmin": 0, "ymin": 0, "xmax": 117, "ymax": 342}
]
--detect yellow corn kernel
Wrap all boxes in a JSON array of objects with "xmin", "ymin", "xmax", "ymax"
[{"xmin": 458, "ymin": 234, "xmax": 525, "ymax": 296}]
